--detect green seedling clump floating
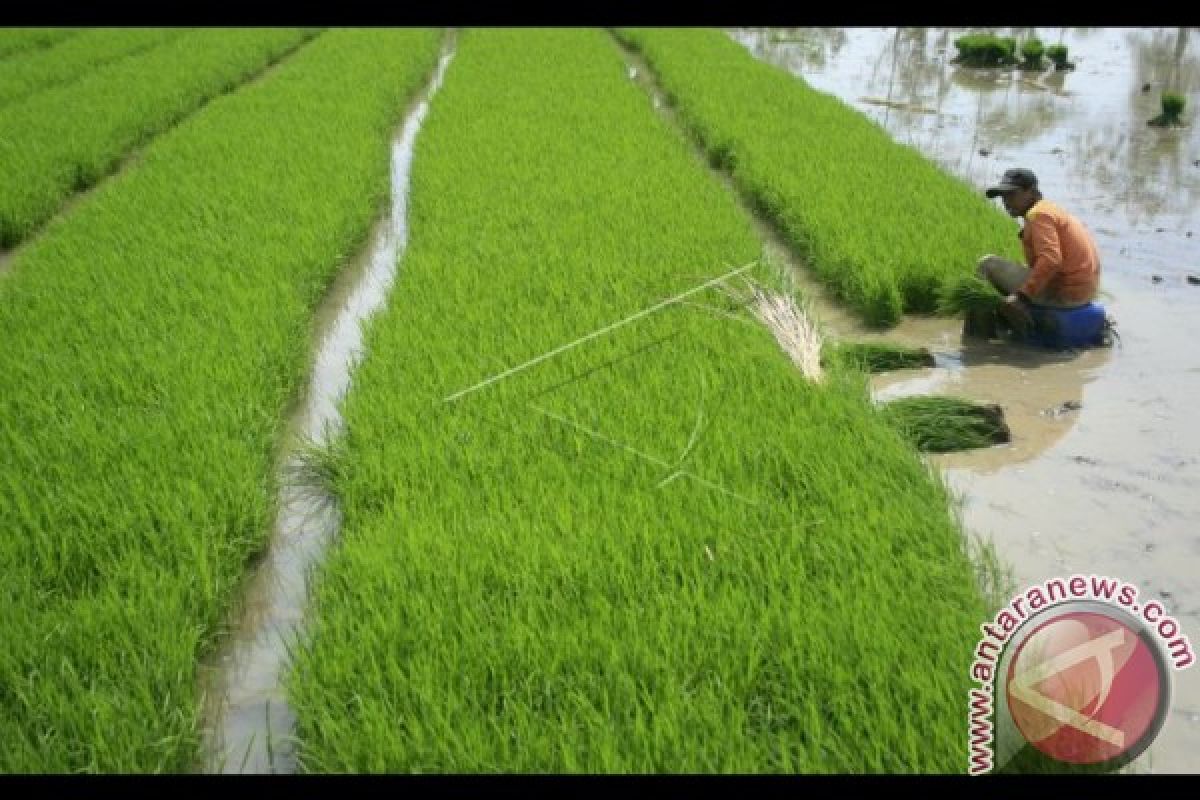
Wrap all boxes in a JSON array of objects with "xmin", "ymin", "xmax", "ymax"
[
  {"xmin": 1149, "ymin": 91, "xmax": 1187, "ymax": 127},
  {"xmin": 614, "ymin": 28, "xmax": 1022, "ymax": 328},
  {"xmin": 1046, "ymin": 43, "xmax": 1073, "ymax": 70},
  {"xmin": 880, "ymin": 396, "xmax": 1011, "ymax": 453},
  {"xmin": 0, "ymin": 28, "xmax": 442, "ymax": 771},
  {"xmin": 823, "ymin": 340, "xmax": 936, "ymax": 373},
  {"xmin": 0, "ymin": 27, "xmax": 320, "ymax": 249},
  {"xmin": 937, "ymin": 274, "xmax": 1004, "ymax": 315},
  {"xmin": 1019, "ymin": 38, "xmax": 1045, "ymax": 71},
  {"xmin": 287, "ymin": 28, "xmax": 990, "ymax": 773},
  {"xmin": 952, "ymin": 34, "xmax": 1018, "ymax": 67}
]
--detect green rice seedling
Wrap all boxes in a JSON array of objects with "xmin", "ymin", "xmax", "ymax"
[
  {"xmin": 823, "ymin": 340, "xmax": 936, "ymax": 373},
  {"xmin": 0, "ymin": 28, "xmax": 80, "ymax": 60},
  {"xmin": 287, "ymin": 28, "xmax": 992, "ymax": 773},
  {"xmin": 1162, "ymin": 92, "xmax": 1187, "ymax": 119},
  {"xmin": 1046, "ymin": 43, "xmax": 1073, "ymax": 70},
  {"xmin": 1019, "ymin": 38, "xmax": 1045, "ymax": 71},
  {"xmin": 937, "ymin": 274, "xmax": 1003, "ymax": 315},
  {"xmin": 0, "ymin": 27, "xmax": 320, "ymax": 250},
  {"xmin": 965, "ymin": 533, "xmax": 1016, "ymax": 618},
  {"xmin": 1149, "ymin": 91, "xmax": 1187, "ymax": 127},
  {"xmin": 613, "ymin": 29, "xmax": 1022, "ymax": 328},
  {"xmin": 0, "ymin": 28, "xmax": 442, "ymax": 771},
  {"xmin": 952, "ymin": 33, "xmax": 1018, "ymax": 67},
  {"xmin": 0, "ymin": 28, "xmax": 185, "ymax": 109},
  {"xmin": 879, "ymin": 395, "xmax": 1011, "ymax": 453},
  {"xmin": 937, "ymin": 274, "xmax": 1004, "ymax": 340}
]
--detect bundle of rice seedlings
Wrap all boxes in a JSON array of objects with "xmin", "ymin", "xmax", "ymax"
[
  {"xmin": 823, "ymin": 340, "xmax": 935, "ymax": 373},
  {"xmin": 1046, "ymin": 43, "xmax": 1073, "ymax": 70},
  {"xmin": 1149, "ymin": 91, "xmax": 1187, "ymax": 127},
  {"xmin": 952, "ymin": 34, "xmax": 1017, "ymax": 67},
  {"xmin": 937, "ymin": 275, "xmax": 1003, "ymax": 315},
  {"xmin": 880, "ymin": 395, "xmax": 1011, "ymax": 453},
  {"xmin": 938, "ymin": 275, "xmax": 1006, "ymax": 338},
  {"xmin": 1019, "ymin": 38, "xmax": 1045, "ymax": 70}
]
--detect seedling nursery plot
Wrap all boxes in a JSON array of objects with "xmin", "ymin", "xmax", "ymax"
[
  {"xmin": 0, "ymin": 27, "xmax": 186, "ymax": 109},
  {"xmin": 2, "ymin": 27, "xmax": 1008, "ymax": 773},
  {"xmin": 286, "ymin": 28, "xmax": 987, "ymax": 772},
  {"xmin": 0, "ymin": 27, "xmax": 320, "ymax": 249},
  {"xmin": 0, "ymin": 28, "xmax": 443, "ymax": 771},
  {"xmin": 0, "ymin": 28, "xmax": 80, "ymax": 61},
  {"xmin": 615, "ymin": 28, "xmax": 1024, "ymax": 328}
]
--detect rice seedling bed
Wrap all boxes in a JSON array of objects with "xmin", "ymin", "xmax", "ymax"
[
  {"xmin": 613, "ymin": 28, "xmax": 1024, "ymax": 328},
  {"xmin": 287, "ymin": 28, "xmax": 989, "ymax": 772},
  {"xmin": 0, "ymin": 27, "xmax": 320, "ymax": 250},
  {"xmin": 0, "ymin": 28, "xmax": 443, "ymax": 772},
  {"xmin": 0, "ymin": 28, "xmax": 186, "ymax": 109},
  {"xmin": 0, "ymin": 28, "xmax": 80, "ymax": 60}
]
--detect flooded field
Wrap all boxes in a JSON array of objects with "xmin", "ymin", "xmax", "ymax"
[{"xmin": 732, "ymin": 27, "xmax": 1200, "ymax": 772}]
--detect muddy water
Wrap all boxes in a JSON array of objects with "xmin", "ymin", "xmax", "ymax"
[
  {"xmin": 732, "ymin": 27, "xmax": 1200, "ymax": 773},
  {"xmin": 196, "ymin": 39, "xmax": 456, "ymax": 774}
]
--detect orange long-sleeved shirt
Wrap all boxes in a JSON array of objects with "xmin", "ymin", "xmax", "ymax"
[{"xmin": 1018, "ymin": 199, "xmax": 1101, "ymax": 304}]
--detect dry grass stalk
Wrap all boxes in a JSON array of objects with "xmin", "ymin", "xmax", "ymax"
[{"xmin": 721, "ymin": 278, "xmax": 824, "ymax": 383}]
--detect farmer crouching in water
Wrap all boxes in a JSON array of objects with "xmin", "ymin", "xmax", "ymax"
[{"xmin": 978, "ymin": 168, "xmax": 1101, "ymax": 335}]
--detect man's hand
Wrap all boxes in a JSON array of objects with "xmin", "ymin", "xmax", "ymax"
[{"xmin": 1000, "ymin": 293, "xmax": 1033, "ymax": 335}]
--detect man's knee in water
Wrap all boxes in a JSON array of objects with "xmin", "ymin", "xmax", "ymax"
[{"xmin": 977, "ymin": 254, "xmax": 999, "ymax": 280}]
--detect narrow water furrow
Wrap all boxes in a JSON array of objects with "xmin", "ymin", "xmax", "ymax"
[{"xmin": 198, "ymin": 36, "xmax": 457, "ymax": 775}]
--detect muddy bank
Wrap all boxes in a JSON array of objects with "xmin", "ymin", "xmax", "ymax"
[{"xmin": 196, "ymin": 36, "xmax": 456, "ymax": 774}]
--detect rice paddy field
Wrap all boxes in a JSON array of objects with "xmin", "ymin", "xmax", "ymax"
[
  {"xmin": 615, "ymin": 28, "xmax": 1026, "ymax": 327},
  {"xmin": 6, "ymin": 25, "xmax": 1149, "ymax": 774}
]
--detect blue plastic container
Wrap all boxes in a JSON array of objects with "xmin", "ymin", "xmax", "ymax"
[{"xmin": 1024, "ymin": 302, "xmax": 1109, "ymax": 349}]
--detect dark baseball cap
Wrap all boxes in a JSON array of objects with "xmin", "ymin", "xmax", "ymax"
[{"xmin": 985, "ymin": 168, "xmax": 1038, "ymax": 198}]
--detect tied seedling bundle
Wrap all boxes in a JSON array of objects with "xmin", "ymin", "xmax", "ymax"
[
  {"xmin": 880, "ymin": 395, "xmax": 1011, "ymax": 453},
  {"xmin": 822, "ymin": 340, "xmax": 936, "ymax": 373}
]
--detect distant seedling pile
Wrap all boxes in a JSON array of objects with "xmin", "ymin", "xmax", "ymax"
[
  {"xmin": 953, "ymin": 33, "xmax": 1074, "ymax": 71},
  {"xmin": 1149, "ymin": 91, "xmax": 1187, "ymax": 127}
]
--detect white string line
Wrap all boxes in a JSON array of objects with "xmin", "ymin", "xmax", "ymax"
[
  {"xmin": 441, "ymin": 262, "xmax": 757, "ymax": 404},
  {"xmin": 528, "ymin": 402, "xmax": 758, "ymax": 506}
]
